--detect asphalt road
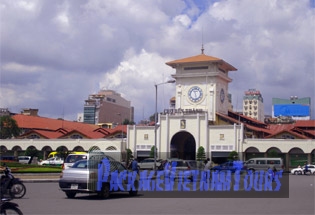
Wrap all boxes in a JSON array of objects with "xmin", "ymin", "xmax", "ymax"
[{"xmin": 12, "ymin": 174, "xmax": 315, "ymax": 215}]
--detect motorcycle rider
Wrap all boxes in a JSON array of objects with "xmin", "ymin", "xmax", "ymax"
[{"xmin": 0, "ymin": 164, "xmax": 14, "ymax": 198}]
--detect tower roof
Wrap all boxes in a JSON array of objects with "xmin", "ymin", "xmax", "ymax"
[{"xmin": 165, "ymin": 53, "xmax": 237, "ymax": 71}]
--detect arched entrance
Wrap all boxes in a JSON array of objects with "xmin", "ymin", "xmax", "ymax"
[
  {"xmin": 170, "ymin": 131, "xmax": 196, "ymax": 160},
  {"xmin": 288, "ymin": 147, "xmax": 306, "ymax": 168},
  {"xmin": 244, "ymin": 147, "xmax": 263, "ymax": 160}
]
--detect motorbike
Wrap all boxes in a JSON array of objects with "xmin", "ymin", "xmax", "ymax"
[
  {"xmin": 0, "ymin": 198, "xmax": 23, "ymax": 215},
  {"xmin": 0, "ymin": 165, "xmax": 26, "ymax": 199}
]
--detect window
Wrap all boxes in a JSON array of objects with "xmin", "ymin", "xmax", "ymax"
[
  {"xmin": 144, "ymin": 134, "xmax": 148, "ymax": 140},
  {"xmin": 256, "ymin": 160, "xmax": 266, "ymax": 164},
  {"xmin": 184, "ymin": 66, "xmax": 208, "ymax": 70},
  {"xmin": 180, "ymin": 120, "xmax": 186, "ymax": 129},
  {"xmin": 220, "ymin": 134, "xmax": 224, "ymax": 140},
  {"xmin": 70, "ymin": 134, "xmax": 83, "ymax": 139}
]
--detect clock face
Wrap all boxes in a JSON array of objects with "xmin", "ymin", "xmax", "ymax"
[
  {"xmin": 220, "ymin": 88, "xmax": 225, "ymax": 103},
  {"xmin": 188, "ymin": 86, "xmax": 203, "ymax": 103}
]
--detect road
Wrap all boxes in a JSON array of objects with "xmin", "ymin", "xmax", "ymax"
[{"xmin": 13, "ymin": 174, "xmax": 315, "ymax": 215}]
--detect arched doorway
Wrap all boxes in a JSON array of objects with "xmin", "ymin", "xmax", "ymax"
[
  {"xmin": 244, "ymin": 147, "xmax": 263, "ymax": 160},
  {"xmin": 170, "ymin": 131, "xmax": 196, "ymax": 160},
  {"xmin": 288, "ymin": 147, "xmax": 306, "ymax": 168}
]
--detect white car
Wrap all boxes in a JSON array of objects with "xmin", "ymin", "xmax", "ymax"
[
  {"xmin": 137, "ymin": 158, "xmax": 161, "ymax": 170},
  {"xmin": 40, "ymin": 157, "xmax": 64, "ymax": 166},
  {"xmin": 291, "ymin": 164, "xmax": 315, "ymax": 175}
]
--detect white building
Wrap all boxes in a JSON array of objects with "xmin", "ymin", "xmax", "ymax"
[
  {"xmin": 243, "ymin": 89, "xmax": 264, "ymax": 122},
  {"xmin": 127, "ymin": 49, "xmax": 242, "ymax": 162}
]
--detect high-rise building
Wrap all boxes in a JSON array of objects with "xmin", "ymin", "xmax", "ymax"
[
  {"xmin": 272, "ymin": 97, "xmax": 311, "ymax": 120},
  {"xmin": 83, "ymin": 90, "xmax": 134, "ymax": 126},
  {"xmin": 243, "ymin": 89, "xmax": 264, "ymax": 122}
]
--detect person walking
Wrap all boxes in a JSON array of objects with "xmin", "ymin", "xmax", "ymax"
[
  {"xmin": 304, "ymin": 162, "xmax": 309, "ymax": 175},
  {"xmin": 204, "ymin": 158, "xmax": 212, "ymax": 170},
  {"xmin": 131, "ymin": 158, "xmax": 139, "ymax": 174},
  {"xmin": 204, "ymin": 158, "xmax": 212, "ymax": 181}
]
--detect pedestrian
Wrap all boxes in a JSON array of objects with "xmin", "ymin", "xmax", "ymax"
[
  {"xmin": 131, "ymin": 158, "xmax": 139, "ymax": 174},
  {"xmin": 204, "ymin": 158, "xmax": 212, "ymax": 170},
  {"xmin": 203, "ymin": 158, "xmax": 212, "ymax": 181},
  {"xmin": 304, "ymin": 162, "xmax": 309, "ymax": 175}
]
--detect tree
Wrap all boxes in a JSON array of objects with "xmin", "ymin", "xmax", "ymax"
[
  {"xmin": 126, "ymin": 148, "xmax": 134, "ymax": 166},
  {"xmin": 228, "ymin": 151, "xmax": 239, "ymax": 161},
  {"xmin": 150, "ymin": 146, "xmax": 157, "ymax": 158},
  {"xmin": 56, "ymin": 146, "xmax": 69, "ymax": 160},
  {"xmin": 122, "ymin": 119, "xmax": 135, "ymax": 125},
  {"xmin": 25, "ymin": 147, "xmax": 40, "ymax": 164},
  {"xmin": 0, "ymin": 115, "xmax": 20, "ymax": 139},
  {"xmin": 196, "ymin": 146, "xmax": 206, "ymax": 161},
  {"xmin": 268, "ymin": 150, "xmax": 279, "ymax": 158}
]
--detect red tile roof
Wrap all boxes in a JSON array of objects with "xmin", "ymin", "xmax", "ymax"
[
  {"xmin": 165, "ymin": 54, "xmax": 237, "ymax": 71},
  {"xmin": 12, "ymin": 114, "xmax": 126, "ymax": 139}
]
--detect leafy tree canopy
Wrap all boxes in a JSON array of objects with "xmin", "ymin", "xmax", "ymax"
[
  {"xmin": 196, "ymin": 146, "xmax": 206, "ymax": 161},
  {"xmin": 0, "ymin": 115, "xmax": 20, "ymax": 139}
]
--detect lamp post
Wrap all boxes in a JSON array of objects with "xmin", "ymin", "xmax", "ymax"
[
  {"xmin": 117, "ymin": 113, "xmax": 124, "ymax": 162},
  {"xmin": 154, "ymin": 79, "xmax": 176, "ymax": 173}
]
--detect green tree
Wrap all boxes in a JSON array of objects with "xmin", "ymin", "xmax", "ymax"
[
  {"xmin": 150, "ymin": 146, "xmax": 157, "ymax": 158},
  {"xmin": 0, "ymin": 115, "xmax": 20, "ymax": 139},
  {"xmin": 56, "ymin": 146, "xmax": 69, "ymax": 160},
  {"xmin": 25, "ymin": 147, "xmax": 40, "ymax": 164},
  {"xmin": 228, "ymin": 151, "xmax": 239, "ymax": 161},
  {"xmin": 196, "ymin": 146, "xmax": 206, "ymax": 161},
  {"xmin": 126, "ymin": 148, "xmax": 134, "ymax": 166},
  {"xmin": 267, "ymin": 150, "xmax": 279, "ymax": 158},
  {"xmin": 122, "ymin": 119, "xmax": 135, "ymax": 125}
]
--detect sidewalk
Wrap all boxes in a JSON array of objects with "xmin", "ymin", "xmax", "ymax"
[{"xmin": 15, "ymin": 173, "xmax": 60, "ymax": 183}]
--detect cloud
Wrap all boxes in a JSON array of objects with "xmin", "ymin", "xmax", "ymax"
[{"xmin": 0, "ymin": 0, "xmax": 314, "ymax": 122}]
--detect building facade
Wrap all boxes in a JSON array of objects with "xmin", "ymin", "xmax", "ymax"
[
  {"xmin": 243, "ymin": 89, "xmax": 264, "ymax": 122},
  {"xmin": 128, "ymin": 50, "xmax": 241, "ymax": 162},
  {"xmin": 83, "ymin": 90, "xmax": 134, "ymax": 126}
]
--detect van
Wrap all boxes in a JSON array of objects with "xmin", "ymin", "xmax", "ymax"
[
  {"xmin": 244, "ymin": 158, "xmax": 284, "ymax": 171},
  {"xmin": 18, "ymin": 156, "xmax": 31, "ymax": 164}
]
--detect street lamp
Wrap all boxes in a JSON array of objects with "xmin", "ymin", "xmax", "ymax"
[
  {"xmin": 154, "ymin": 79, "xmax": 176, "ymax": 172},
  {"xmin": 117, "ymin": 113, "xmax": 124, "ymax": 162}
]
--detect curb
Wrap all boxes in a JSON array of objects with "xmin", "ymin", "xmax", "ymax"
[{"xmin": 22, "ymin": 179, "xmax": 59, "ymax": 183}]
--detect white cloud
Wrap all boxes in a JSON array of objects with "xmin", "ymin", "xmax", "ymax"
[
  {"xmin": 2, "ymin": 62, "xmax": 44, "ymax": 73},
  {"xmin": 0, "ymin": 0, "xmax": 314, "ymax": 122}
]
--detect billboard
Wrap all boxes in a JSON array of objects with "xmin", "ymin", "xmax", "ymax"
[{"xmin": 274, "ymin": 104, "xmax": 310, "ymax": 117}]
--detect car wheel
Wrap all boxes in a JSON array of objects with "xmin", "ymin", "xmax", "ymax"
[
  {"xmin": 98, "ymin": 183, "xmax": 110, "ymax": 199},
  {"xmin": 129, "ymin": 190, "xmax": 138, "ymax": 196},
  {"xmin": 294, "ymin": 171, "xmax": 299, "ymax": 175},
  {"xmin": 298, "ymin": 171, "xmax": 302, "ymax": 175},
  {"xmin": 65, "ymin": 192, "xmax": 76, "ymax": 198}
]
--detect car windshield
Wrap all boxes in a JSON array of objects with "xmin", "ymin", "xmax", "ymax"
[
  {"xmin": 71, "ymin": 160, "xmax": 99, "ymax": 169},
  {"xmin": 65, "ymin": 155, "xmax": 87, "ymax": 163}
]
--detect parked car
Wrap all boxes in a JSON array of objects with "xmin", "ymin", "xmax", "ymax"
[
  {"xmin": 18, "ymin": 156, "xmax": 31, "ymax": 164},
  {"xmin": 161, "ymin": 159, "xmax": 205, "ymax": 181},
  {"xmin": 62, "ymin": 153, "xmax": 88, "ymax": 170},
  {"xmin": 210, "ymin": 161, "xmax": 245, "ymax": 173},
  {"xmin": 137, "ymin": 158, "xmax": 162, "ymax": 170},
  {"xmin": 291, "ymin": 164, "xmax": 315, "ymax": 175},
  {"xmin": 39, "ymin": 157, "xmax": 64, "ymax": 166},
  {"xmin": 59, "ymin": 157, "xmax": 139, "ymax": 199}
]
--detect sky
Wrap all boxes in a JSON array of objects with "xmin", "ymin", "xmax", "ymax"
[{"xmin": 1, "ymin": 0, "xmax": 314, "ymax": 123}]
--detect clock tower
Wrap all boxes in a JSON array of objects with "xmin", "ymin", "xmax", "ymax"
[{"xmin": 166, "ymin": 49, "xmax": 237, "ymax": 121}]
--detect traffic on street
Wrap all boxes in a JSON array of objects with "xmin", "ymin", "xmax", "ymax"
[{"xmin": 12, "ymin": 174, "xmax": 315, "ymax": 215}]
